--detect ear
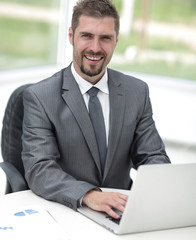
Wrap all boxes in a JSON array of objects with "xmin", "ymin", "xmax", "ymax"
[
  {"xmin": 115, "ymin": 34, "xmax": 119, "ymax": 47},
  {"xmin": 69, "ymin": 27, "xmax": 74, "ymax": 45}
]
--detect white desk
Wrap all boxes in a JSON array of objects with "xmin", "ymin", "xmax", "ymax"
[{"xmin": 0, "ymin": 190, "xmax": 196, "ymax": 240}]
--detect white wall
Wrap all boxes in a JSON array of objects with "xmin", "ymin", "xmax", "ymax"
[{"xmin": 132, "ymin": 73, "xmax": 196, "ymax": 146}]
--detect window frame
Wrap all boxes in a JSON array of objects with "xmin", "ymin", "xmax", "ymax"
[{"xmin": 0, "ymin": 0, "xmax": 76, "ymax": 83}]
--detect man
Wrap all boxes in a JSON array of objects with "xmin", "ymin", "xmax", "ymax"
[{"xmin": 22, "ymin": 0, "xmax": 170, "ymax": 220}]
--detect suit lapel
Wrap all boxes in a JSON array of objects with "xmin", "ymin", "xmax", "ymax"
[
  {"xmin": 61, "ymin": 67, "xmax": 102, "ymax": 176},
  {"xmin": 103, "ymin": 71, "xmax": 125, "ymax": 182},
  {"xmin": 60, "ymin": 66, "xmax": 125, "ymax": 183}
]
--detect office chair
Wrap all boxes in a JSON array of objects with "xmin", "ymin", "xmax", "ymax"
[{"xmin": 0, "ymin": 84, "xmax": 32, "ymax": 194}]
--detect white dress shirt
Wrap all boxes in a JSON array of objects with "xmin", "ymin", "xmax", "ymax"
[{"xmin": 71, "ymin": 64, "xmax": 109, "ymax": 145}]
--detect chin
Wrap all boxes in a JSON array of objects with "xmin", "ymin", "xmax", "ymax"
[{"xmin": 81, "ymin": 66, "xmax": 103, "ymax": 78}]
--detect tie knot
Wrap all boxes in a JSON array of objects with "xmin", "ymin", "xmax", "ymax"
[{"xmin": 87, "ymin": 87, "xmax": 99, "ymax": 97}]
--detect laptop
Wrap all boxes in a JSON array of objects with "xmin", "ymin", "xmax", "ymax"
[{"xmin": 78, "ymin": 163, "xmax": 196, "ymax": 235}]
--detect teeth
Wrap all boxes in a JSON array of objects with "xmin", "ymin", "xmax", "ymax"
[{"xmin": 86, "ymin": 56, "xmax": 102, "ymax": 61}]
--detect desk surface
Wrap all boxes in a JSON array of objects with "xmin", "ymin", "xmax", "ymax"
[{"xmin": 0, "ymin": 190, "xmax": 196, "ymax": 240}]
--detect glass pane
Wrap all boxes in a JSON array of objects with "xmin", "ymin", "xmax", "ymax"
[
  {"xmin": 111, "ymin": 0, "xmax": 196, "ymax": 81},
  {"xmin": 0, "ymin": 0, "xmax": 60, "ymax": 70}
]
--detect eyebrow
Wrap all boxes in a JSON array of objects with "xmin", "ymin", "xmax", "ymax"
[
  {"xmin": 80, "ymin": 31, "xmax": 114, "ymax": 38},
  {"xmin": 80, "ymin": 31, "xmax": 92, "ymax": 36}
]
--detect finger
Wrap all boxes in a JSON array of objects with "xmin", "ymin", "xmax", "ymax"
[
  {"xmin": 116, "ymin": 196, "xmax": 128, "ymax": 207},
  {"xmin": 105, "ymin": 206, "xmax": 121, "ymax": 219},
  {"xmin": 111, "ymin": 193, "xmax": 128, "ymax": 208},
  {"xmin": 103, "ymin": 199, "xmax": 124, "ymax": 217},
  {"xmin": 111, "ymin": 200, "xmax": 125, "ymax": 214},
  {"xmin": 117, "ymin": 193, "xmax": 129, "ymax": 201}
]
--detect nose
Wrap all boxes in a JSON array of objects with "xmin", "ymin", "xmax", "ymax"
[{"xmin": 90, "ymin": 38, "xmax": 101, "ymax": 53}]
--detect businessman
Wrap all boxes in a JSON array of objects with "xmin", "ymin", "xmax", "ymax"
[{"xmin": 22, "ymin": 0, "xmax": 170, "ymax": 220}]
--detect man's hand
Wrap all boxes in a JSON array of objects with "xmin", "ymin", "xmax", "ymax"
[{"xmin": 82, "ymin": 190, "xmax": 128, "ymax": 219}]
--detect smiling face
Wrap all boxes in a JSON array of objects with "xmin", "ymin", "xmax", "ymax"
[{"xmin": 69, "ymin": 15, "xmax": 118, "ymax": 84}]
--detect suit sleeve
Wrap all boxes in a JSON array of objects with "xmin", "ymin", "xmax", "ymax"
[
  {"xmin": 22, "ymin": 87, "xmax": 96, "ymax": 211},
  {"xmin": 130, "ymin": 83, "xmax": 170, "ymax": 168}
]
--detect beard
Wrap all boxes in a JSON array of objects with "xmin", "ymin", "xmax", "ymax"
[{"xmin": 80, "ymin": 62, "xmax": 104, "ymax": 77}]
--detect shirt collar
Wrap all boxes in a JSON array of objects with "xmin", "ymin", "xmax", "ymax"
[{"xmin": 71, "ymin": 63, "xmax": 109, "ymax": 95}]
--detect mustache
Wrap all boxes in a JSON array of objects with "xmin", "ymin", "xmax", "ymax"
[{"xmin": 84, "ymin": 51, "xmax": 104, "ymax": 56}]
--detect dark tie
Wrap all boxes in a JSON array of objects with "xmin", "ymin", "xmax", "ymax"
[{"xmin": 87, "ymin": 87, "xmax": 107, "ymax": 171}]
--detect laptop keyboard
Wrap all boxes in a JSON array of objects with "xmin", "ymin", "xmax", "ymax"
[
  {"xmin": 105, "ymin": 208, "xmax": 122, "ymax": 225},
  {"xmin": 105, "ymin": 214, "xmax": 122, "ymax": 225}
]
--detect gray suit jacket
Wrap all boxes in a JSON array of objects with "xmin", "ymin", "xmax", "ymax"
[{"xmin": 22, "ymin": 65, "xmax": 170, "ymax": 211}]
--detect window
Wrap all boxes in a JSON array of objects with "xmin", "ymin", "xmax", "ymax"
[
  {"xmin": 0, "ymin": 0, "xmax": 61, "ymax": 70},
  {"xmin": 111, "ymin": 0, "xmax": 196, "ymax": 81}
]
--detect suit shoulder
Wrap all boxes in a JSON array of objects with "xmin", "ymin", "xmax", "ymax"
[
  {"xmin": 108, "ymin": 68, "xmax": 148, "ymax": 88},
  {"xmin": 24, "ymin": 68, "xmax": 68, "ymax": 97},
  {"xmin": 30, "ymin": 68, "xmax": 64, "ymax": 90}
]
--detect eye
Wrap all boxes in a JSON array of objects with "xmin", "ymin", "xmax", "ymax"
[
  {"xmin": 81, "ymin": 33, "xmax": 92, "ymax": 39},
  {"xmin": 101, "ymin": 36, "xmax": 112, "ymax": 41}
]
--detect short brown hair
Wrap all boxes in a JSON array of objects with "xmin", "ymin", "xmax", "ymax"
[{"xmin": 71, "ymin": 0, "xmax": 120, "ymax": 35}]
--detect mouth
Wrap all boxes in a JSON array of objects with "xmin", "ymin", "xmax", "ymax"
[
  {"xmin": 84, "ymin": 54, "xmax": 104, "ymax": 64},
  {"xmin": 85, "ymin": 55, "xmax": 103, "ymax": 61}
]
